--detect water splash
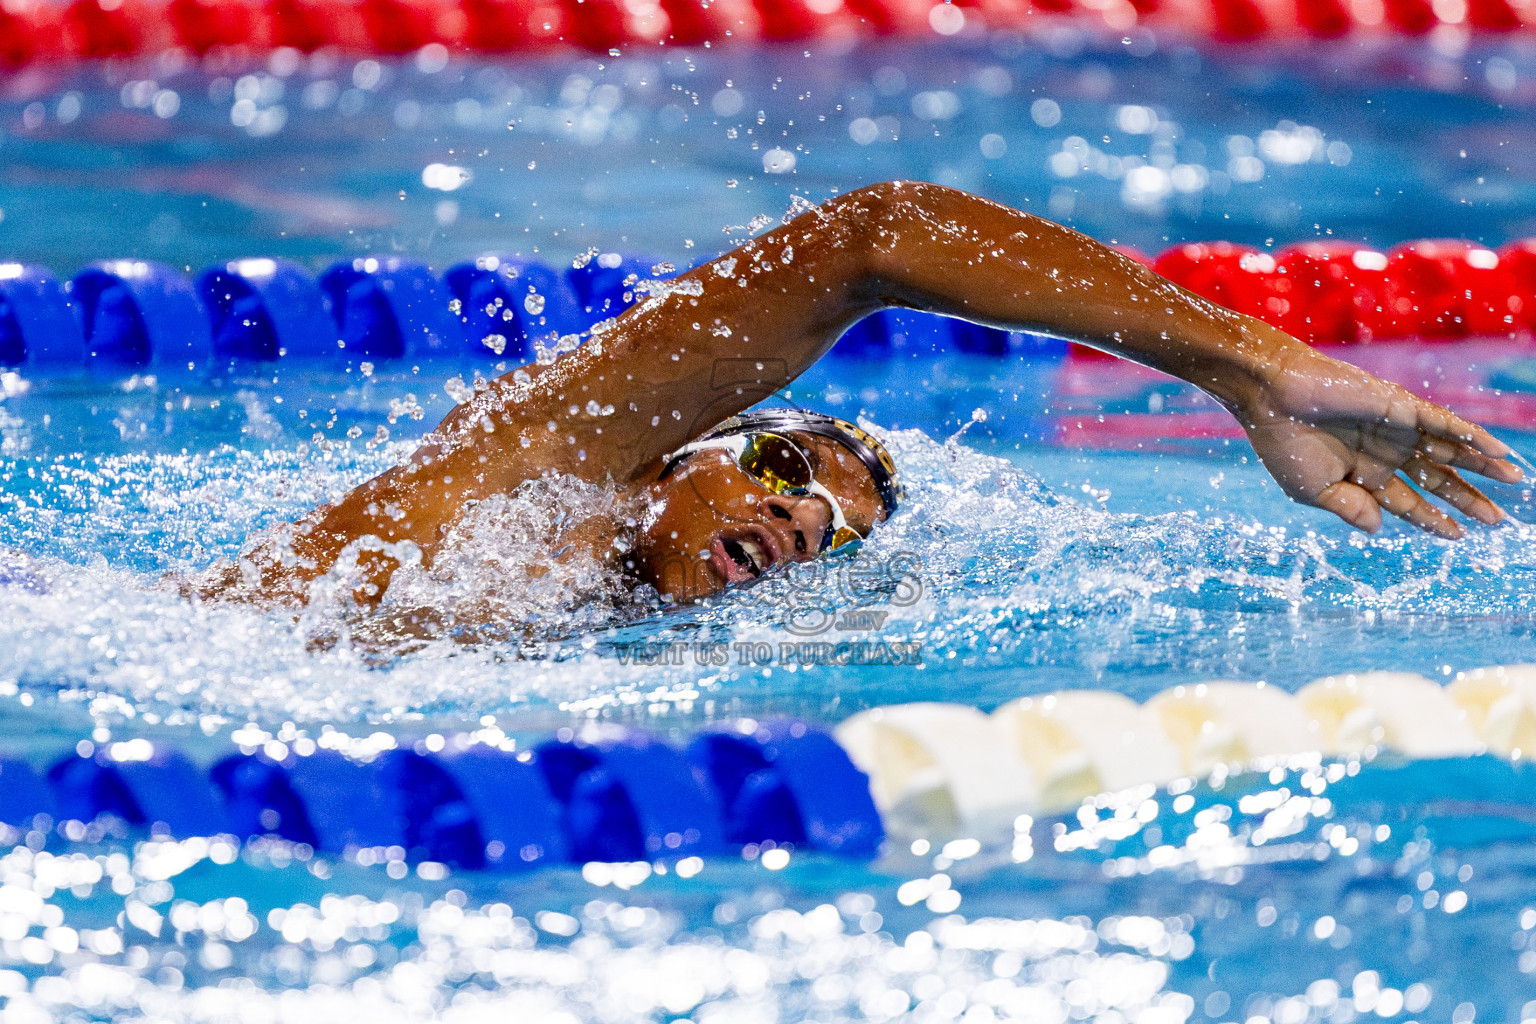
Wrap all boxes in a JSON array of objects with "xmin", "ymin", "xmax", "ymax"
[{"xmin": 0, "ymin": 419, "xmax": 1532, "ymax": 725}]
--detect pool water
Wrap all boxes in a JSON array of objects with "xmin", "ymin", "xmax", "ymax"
[
  {"xmin": 0, "ymin": 343, "xmax": 1532, "ymax": 1022},
  {"xmin": 3, "ymin": 25, "xmax": 1536, "ymax": 271},
  {"xmin": 3, "ymin": 27, "xmax": 1536, "ymax": 1024}
]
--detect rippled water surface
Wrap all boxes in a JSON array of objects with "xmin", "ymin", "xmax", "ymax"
[
  {"xmin": 2, "ymin": 349, "xmax": 1534, "ymax": 724},
  {"xmin": 0, "ymin": 342, "xmax": 1528, "ymax": 1019},
  {"xmin": 5, "ymin": 26, "xmax": 1536, "ymax": 268},
  {"xmin": 0, "ymin": 345, "xmax": 1531, "ymax": 1021},
  {"xmin": 5, "ymin": 28, "xmax": 1536, "ymax": 1024}
]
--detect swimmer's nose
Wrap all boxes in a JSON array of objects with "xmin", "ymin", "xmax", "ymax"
[{"xmin": 761, "ymin": 492, "xmax": 831, "ymax": 560}]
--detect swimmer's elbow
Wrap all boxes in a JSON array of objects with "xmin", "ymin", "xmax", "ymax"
[
  {"xmin": 819, "ymin": 182, "xmax": 910, "ymax": 287},
  {"xmin": 826, "ymin": 181, "xmax": 1006, "ymax": 284}
]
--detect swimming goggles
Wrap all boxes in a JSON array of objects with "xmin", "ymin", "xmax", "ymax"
[{"xmin": 660, "ymin": 431, "xmax": 866, "ymax": 554}]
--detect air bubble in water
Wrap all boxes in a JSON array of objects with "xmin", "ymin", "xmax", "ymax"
[{"xmin": 524, "ymin": 292, "xmax": 546, "ymax": 315}]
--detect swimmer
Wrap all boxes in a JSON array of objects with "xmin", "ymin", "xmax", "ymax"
[{"xmin": 203, "ymin": 181, "xmax": 1524, "ymax": 611}]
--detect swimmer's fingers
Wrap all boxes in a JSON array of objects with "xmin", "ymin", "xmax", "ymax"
[
  {"xmin": 1344, "ymin": 400, "xmax": 1521, "ymax": 489},
  {"xmin": 1314, "ymin": 456, "xmax": 1504, "ymax": 538},
  {"xmin": 1321, "ymin": 373, "xmax": 1517, "ymax": 468},
  {"xmin": 1403, "ymin": 454, "xmax": 1506, "ymax": 526},
  {"xmin": 1404, "ymin": 397, "xmax": 1515, "ymax": 464},
  {"xmin": 1314, "ymin": 480, "xmax": 1384, "ymax": 534},
  {"xmin": 1345, "ymin": 448, "xmax": 1477, "ymax": 537},
  {"xmin": 1370, "ymin": 474, "xmax": 1466, "ymax": 539},
  {"xmin": 1414, "ymin": 434, "xmax": 1526, "ymax": 485}
]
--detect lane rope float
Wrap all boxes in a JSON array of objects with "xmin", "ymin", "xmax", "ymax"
[
  {"xmin": 3, "ymin": 237, "xmax": 1535, "ymax": 378},
  {"xmin": 0, "ymin": 665, "xmax": 1533, "ymax": 869},
  {"xmin": 2, "ymin": 0, "xmax": 1535, "ymax": 68}
]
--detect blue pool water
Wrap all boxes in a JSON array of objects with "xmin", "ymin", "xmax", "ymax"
[
  {"xmin": 3, "ymin": 26, "xmax": 1536, "ymax": 270},
  {"xmin": 2, "ymin": 28, "xmax": 1536, "ymax": 1024}
]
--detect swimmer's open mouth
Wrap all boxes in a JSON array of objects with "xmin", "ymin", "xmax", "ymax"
[{"xmin": 709, "ymin": 526, "xmax": 782, "ymax": 584}]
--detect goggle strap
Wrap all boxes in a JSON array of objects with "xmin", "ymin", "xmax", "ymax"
[{"xmin": 806, "ymin": 480, "xmax": 852, "ymax": 541}]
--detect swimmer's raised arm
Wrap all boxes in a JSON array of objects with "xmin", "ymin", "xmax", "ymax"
[
  {"xmin": 212, "ymin": 181, "xmax": 1522, "ymax": 606},
  {"xmin": 543, "ymin": 179, "xmax": 1520, "ymax": 535}
]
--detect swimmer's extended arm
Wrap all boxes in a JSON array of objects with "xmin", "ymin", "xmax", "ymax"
[
  {"xmin": 215, "ymin": 181, "xmax": 1521, "ymax": 605},
  {"xmin": 553, "ymin": 179, "xmax": 1521, "ymax": 536}
]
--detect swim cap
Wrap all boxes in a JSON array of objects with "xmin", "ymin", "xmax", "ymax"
[{"xmin": 693, "ymin": 409, "xmax": 903, "ymax": 519}]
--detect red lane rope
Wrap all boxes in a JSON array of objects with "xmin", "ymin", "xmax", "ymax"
[
  {"xmin": 1, "ymin": 0, "xmax": 1533, "ymax": 65},
  {"xmin": 1069, "ymin": 237, "xmax": 1536, "ymax": 359},
  {"xmin": 1156, "ymin": 238, "xmax": 1536, "ymax": 344}
]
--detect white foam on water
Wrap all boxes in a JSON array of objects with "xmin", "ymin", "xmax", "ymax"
[{"xmin": 0, "ymin": 426, "xmax": 1532, "ymax": 726}]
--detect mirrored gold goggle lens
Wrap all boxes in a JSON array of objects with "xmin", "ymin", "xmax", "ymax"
[{"xmin": 737, "ymin": 434, "xmax": 813, "ymax": 494}]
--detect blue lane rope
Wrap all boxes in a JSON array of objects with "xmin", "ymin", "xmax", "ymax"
[
  {"xmin": 0, "ymin": 255, "xmax": 1058, "ymax": 376},
  {"xmin": 7, "ymin": 672, "xmax": 1536, "ymax": 872},
  {"xmin": 0, "ymin": 720, "xmax": 884, "ymax": 872}
]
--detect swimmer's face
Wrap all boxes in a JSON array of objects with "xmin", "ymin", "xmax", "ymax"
[{"xmin": 633, "ymin": 432, "xmax": 886, "ymax": 601}]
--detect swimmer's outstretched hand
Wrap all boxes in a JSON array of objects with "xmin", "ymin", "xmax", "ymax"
[
  {"xmin": 808, "ymin": 182, "xmax": 1525, "ymax": 540},
  {"xmin": 1232, "ymin": 339, "xmax": 1524, "ymax": 538}
]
